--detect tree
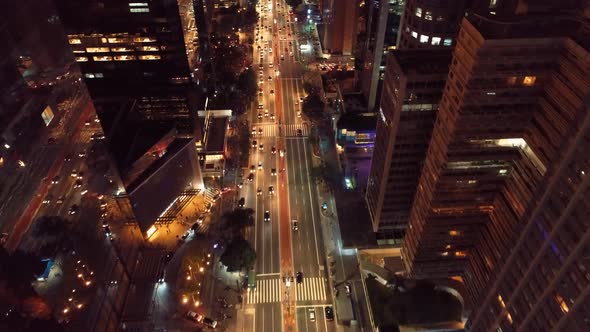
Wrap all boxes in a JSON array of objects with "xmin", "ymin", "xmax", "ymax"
[
  {"xmin": 219, "ymin": 236, "xmax": 256, "ymax": 272},
  {"xmin": 286, "ymin": 0, "xmax": 302, "ymax": 8},
  {"xmin": 223, "ymin": 208, "xmax": 255, "ymax": 232},
  {"xmin": 237, "ymin": 67, "xmax": 258, "ymax": 102},
  {"xmin": 302, "ymin": 93, "xmax": 326, "ymax": 122},
  {"xmin": 238, "ymin": 5, "xmax": 259, "ymax": 30}
]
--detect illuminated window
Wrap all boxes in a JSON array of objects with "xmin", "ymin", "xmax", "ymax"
[
  {"xmin": 415, "ymin": 7, "xmax": 422, "ymax": 17},
  {"xmin": 93, "ymin": 56, "xmax": 113, "ymax": 61},
  {"xmin": 130, "ymin": 7, "xmax": 150, "ymax": 13},
  {"xmin": 139, "ymin": 55, "xmax": 161, "ymax": 60},
  {"xmin": 424, "ymin": 11, "xmax": 432, "ymax": 20},
  {"xmin": 431, "ymin": 37, "xmax": 441, "ymax": 46},
  {"xmin": 420, "ymin": 35, "xmax": 429, "ymax": 43},
  {"xmin": 489, "ymin": 0, "xmax": 498, "ymax": 8},
  {"xmin": 114, "ymin": 55, "xmax": 136, "ymax": 61},
  {"xmin": 498, "ymin": 169, "xmax": 508, "ymax": 174},
  {"xmin": 443, "ymin": 38, "xmax": 452, "ymax": 46},
  {"xmin": 75, "ymin": 56, "xmax": 88, "ymax": 62},
  {"xmin": 72, "ymin": 49, "xmax": 86, "ymax": 53},
  {"xmin": 140, "ymin": 46, "xmax": 160, "ymax": 51},
  {"xmin": 449, "ymin": 230, "xmax": 461, "ymax": 236},
  {"xmin": 69, "ymin": 38, "xmax": 82, "ymax": 44},
  {"xmin": 441, "ymin": 251, "xmax": 449, "ymax": 256},
  {"xmin": 128, "ymin": 2, "xmax": 149, "ymax": 6},
  {"xmin": 555, "ymin": 294, "xmax": 570, "ymax": 313},
  {"xmin": 95, "ymin": 73, "xmax": 104, "ymax": 78},
  {"xmin": 411, "ymin": 31, "xmax": 418, "ymax": 39},
  {"xmin": 107, "ymin": 37, "xmax": 130, "ymax": 43},
  {"xmin": 101, "ymin": 38, "xmax": 108, "ymax": 43},
  {"xmin": 86, "ymin": 47, "xmax": 110, "ymax": 53},
  {"xmin": 523, "ymin": 76, "xmax": 536, "ymax": 86},
  {"xmin": 134, "ymin": 37, "xmax": 157, "ymax": 43},
  {"xmin": 455, "ymin": 251, "xmax": 467, "ymax": 257},
  {"xmin": 507, "ymin": 76, "xmax": 517, "ymax": 85},
  {"xmin": 506, "ymin": 313, "xmax": 513, "ymax": 324},
  {"xmin": 85, "ymin": 73, "xmax": 95, "ymax": 78},
  {"xmin": 111, "ymin": 47, "xmax": 134, "ymax": 52}
]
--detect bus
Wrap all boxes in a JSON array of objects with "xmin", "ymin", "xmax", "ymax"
[{"xmin": 247, "ymin": 270, "xmax": 256, "ymax": 289}]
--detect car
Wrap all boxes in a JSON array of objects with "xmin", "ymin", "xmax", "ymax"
[
  {"xmin": 258, "ymin": 128, "xmax": 263, "ymax": 135},
  {"xmin": 203, "ymin": 317, "xmax": 218, "ymax": 328},
  {"xmin": 259, "ymin": 144, "xmax": 264, "ymax": 151},
  {"xmin": 270, "ymin": 113, "xmax": 275, "ymax": 120},
  {"xmin": 296, "ymin": 129, "xmax": 303, "ymax": 136},
  {"xmin": 271, "ymin": 168, "xmax": 276, "ymax": 176},
  {"xmin": 71, "ymin": 170, "xmax": 78, "ymax": 178},
  {"xmin": 238, "ymin": 182, "xmax": 243, "ymax": 188},
  {"xmin": 297, "ymin": 111, "xmax": 302, "ymax": 118},
  {"xmin": 51, "ymin": 176, "xmax": 60, "ymax": 184},
  {"xmin": 74, "ymin": 180, "xmax": 83, "ymax": 188},
  {"xmin": 56, "ymin": 196, "xmax": 65, "ymax": 204},
  {"xmin": 247, "ymin": 173, "xmax": 254, "ymax": 182},
  {"xmin": 77, "ymin": 172, "xmax": 84, "ymax": 180},
  {"xmin": 64, "ymin": 154, "xmax": 72, "ymax": 162},
  {"xmin": 264, "ymin": 210, "xmax": 270, "ymax": 222},
  {"xmin": 258, "ymin": 161, "xmax": 263, "ymax": 170},
  {"xmin": 252, "ymin": 126, "xmax": 257, "ymax": 135},
  {"xmin": 252, "ymin": 140, "xmax": 257, "ymax": 148},
  {"xmin": 99, "ymin": 199, "xmax": 107, "ymax": 208},
  {"xmin": 81, "ymin": 189, "xmax": 89, "ymax": 195},
  {"xmin": 42, "ymin": 195, "xmax": 52, "ymax": 204},
  {"xmin": 308, "ymin": 308, "xmax": 315, "ymax": 322},
  {"xmin": 279, "ymin": 149, "xmax": 285, "ymax": 157},
  {"xmin": 264, "ymin": 110, "xmax": 269, "ymax": 117},
  {"xmin": 271, "ymin": 146, "xmax": 276, "ymax": 154},
  {"xmin": 257, "ymin": 188, "xmax": 262, "ymax": 196},
  {"xmin": 250, "ymin": 165, "xmax": 256, "ymax": 173},
  {"xmin": 269, "ymin": 63, "xmax": 273, "ymax": 67},
  {"xmin": 296, "ymin": 271, "xmax": 303, "ymax": 283},
  {"xmin": 258, "ymin": 103, "xmax": 263, "ymax": 109},
  {"xmin": 69, "ymin": 204, "xmax": 79, "ymax": 215},
  {"xmin": 258, "ymin": 112, "xmax": 263, "ymax": 119},
  {"xmin": 270, "ymin": 89, "xmax": 274, "ymax": 94},
  {"xmin": 325, "ymin": 307, "xmax": 334, "ymax": 321},
  {"xmin": 238, "ymin": 197, "xmax": 245, "ymax": 208},
  {"xmin": 103, "ymin": 226, "xmax": 112, "ymax": 238},
  {"xmin": 78, "ymin": 150, "xmax": 86, "ymax": 157},
  {"xmin": 186, "ymin": 311, "xmax": 204, "ymax": 323},
  {"xmin": 269, "ymin": 186, "xmax": 274, "ymax": 195},
  {"xmin": 345, "ymin": 282, "xmax": 351, "ymax": 296},
  {"xmin": 268, "ymin": 75, "xmax": 272, "ymax": 81}
]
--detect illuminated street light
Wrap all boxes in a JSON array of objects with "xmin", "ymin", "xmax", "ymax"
[
  {"xmin": 63, "ymin": 308, "xmax": 69, "ymax": 314},
  {"xmin": 182, "ymin": 296, "xmax": 189, "ymax": 304},
  {"xmin": 199, "ymin": 267, "xmax": 204, "ymax": 273}
]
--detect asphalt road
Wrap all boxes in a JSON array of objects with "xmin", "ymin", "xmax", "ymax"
[{"xmin": 238, "ymin": 2, "xmax": 336, "ymax": 332}]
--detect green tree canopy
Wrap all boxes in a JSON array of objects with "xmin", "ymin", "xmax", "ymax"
[
  {"xmin": 219, "ymin": 236, "xmax": 256, "ymax": 272},
  {"xmin": 302, "ymin": 93, "xmax": 326, "ymax": 122},
  {"xmin": 223, "ymin": 208, "xmax": 255, "ymax": 231}
]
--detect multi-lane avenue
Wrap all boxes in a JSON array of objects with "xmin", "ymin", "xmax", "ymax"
[{"xmin": 238, "ymin": 1, "xmax": 337, "ymax": 332}]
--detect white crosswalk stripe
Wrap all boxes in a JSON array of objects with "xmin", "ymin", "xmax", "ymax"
[
  {"xmin": 251, "ymin": 124, "xmax": 308, "ymax": 138},
  {"xmin": 246, "ymin": 277, "xmax": 282, "ymax": 304},
  {"xmin": 285, "ymin": 124, "xmax": 308, "ymax": 137},
  {"xmin": 295, "ymin": 277, "xmax": 327, "ymax": 302}
]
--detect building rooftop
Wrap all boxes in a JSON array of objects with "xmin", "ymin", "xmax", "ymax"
[
  {"xmin": 388, "ymin": 49, "xmax": 452, "ymax": 76},
  {"xmin": 204, "ymin": 116, "xmax": 228, "ymax": 153},
  {"xmin": 337, "ymin": 113, "xmax": 377, "ymax": 132}
]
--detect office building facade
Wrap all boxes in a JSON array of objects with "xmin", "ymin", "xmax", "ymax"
[
  {"xmin": 397, "ymin": 0, "xmax": 466, "ymax": 49},
  {"xmin": 400, "ymin": 2, "xmax": 590, "ymax": 331},
  {"xmin": 365, "ymin": 49, "xmax": 451, "ymax": 245},
  {"xmin": 360, "ymin": 0, "xmax": 405, "ymax": 111},
  {"xmin": 54, "ymin": 0, "xmax": 199, "ymax": 134},
  {"xmin": 319, "ymin": 0, "xmax": 362, "ymax": 55}
]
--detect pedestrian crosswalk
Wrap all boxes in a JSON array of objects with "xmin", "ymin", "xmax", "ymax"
[
  {"xmin": 295, "ymin": 277, "xmax": 327, "ymax": 302},
  {"xmin": 251, "ymin": 124, "xmax": 309, "ymax": 138},
  {"xmin": 245, "ymin": 276, "xmax": 327, "ymax": 305},
  {"xmin": 246, "ymin": 277, "xmax": 282, "ymax": 304}
]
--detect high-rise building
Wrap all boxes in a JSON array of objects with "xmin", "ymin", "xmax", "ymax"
[
  {"xmin": 319, "ymin": 0, "xmax": 362, "ymax": 55},
  {"xmin": 400, "ymin": 2, "xmax": 590, "ymax": 330},
  {"xmin": 397, "ymin": 0, "xmax": 466, "ymax": 49},
  {"xmin": 54, "ymin": 0, "xmax": 200, "ymax": 134},
  {"xmin": 365, "ymin": 49, "xmax": 451, "ymax": 245},
  {"xmin": 360, "ymin": 0, "xmax": 405, "ymax": 111}
]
